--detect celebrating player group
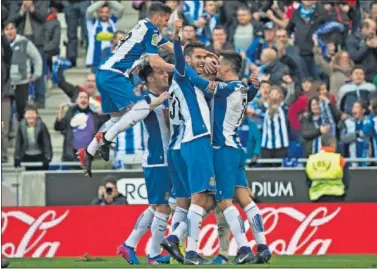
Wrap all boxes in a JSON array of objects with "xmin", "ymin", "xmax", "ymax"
[{"xmin": 77, "ymin": 2, "xmax": 271, "ymax": 265}]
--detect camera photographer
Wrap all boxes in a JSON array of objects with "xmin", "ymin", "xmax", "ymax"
[{"xmin": 91, "ymin": 176, "xmax": 128, "ymax": 205}]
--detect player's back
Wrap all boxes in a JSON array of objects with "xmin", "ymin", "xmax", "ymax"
[
  {"xmin": 100, "ymin": 19, "xmax": 163, "ymax": 77},
  {"xmin": 142, "ymin": 91, "xmax": 170, "ymax": 167},
  {"xmin": 171, "ymin": 71, "xmax": 211, "ymax": 143},
  {"xmin": 212, "ymin": 80, "xmax": 248, "ymax": 148}
]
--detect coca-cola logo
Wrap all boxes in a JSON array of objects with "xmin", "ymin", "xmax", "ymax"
[
  {"xmin": 145, "ymin": 206, "xmax": 341, "ymax": 256},
  {"xmin": 1, "ymin": 210, "xmax": 69, "ymax": 258}
]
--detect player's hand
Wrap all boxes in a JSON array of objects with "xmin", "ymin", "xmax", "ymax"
[
  {"xmin": 156, "ymin": 92, "xmax": 170, "ymax": 105},
  {"xmin": 207, "ymin": 81, "xmax": 217, "ymax": 93},
  {"xmin": 98, "ymin": 186, "xmax": 106, "ymax": 199},
  {"xmin": 174, "ymin": 19, "xmax": 183, "ymax": 39},
  {"xmin": 250, "ymin": 70, "xmax": 260, "ymax": 88},
  {"xmin": 204, "ymin": 55, "xmax": 219, "ymax": 75}
]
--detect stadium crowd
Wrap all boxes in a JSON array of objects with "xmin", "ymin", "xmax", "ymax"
[{"xmin": 1, "ymin": 0, "xmax": 377, "ymax": 170}]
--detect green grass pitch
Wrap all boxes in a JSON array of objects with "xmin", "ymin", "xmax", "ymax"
[{"xmin": 7, "ymin": 255, "xmax": 377, "ymax": 268}]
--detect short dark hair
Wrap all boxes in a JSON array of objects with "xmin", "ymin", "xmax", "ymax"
[
  {"xmin": 184, "ymin": 41, "xmax": 207, "ymax": 57},
  {"xmin": 139, "ymin": 64, "xmax": 154, "ymax": 83},
  {"xmin": 147, "ymin": 2, "xmax": 172, "ymax": 18},
  {"xmin": 213, "ymin": 25, "xmax": 226, "ymax": 33},
  {"xmin": 183, "ymin": 24, "xmax": 197, "ymax": 31},
  {"xmin": 103, "ymin": 175, "xmax": 117, "ymax": 187},
  {"xmin": 24, "ymin": 103, "xmax": 38, "ymax": 114},
  {"xmin": 321, "ymin": 133, "xmax": 335, "ymax": 147},
  {"xmin": 260, "ymin": 80, "xmax": 271, "ymax": 86},
  {"xmin": 237, "ymin": 5, "xmax": 250, "ymax": 13},
  {"xmin": 219, "ymin": 50, "xmax": 243, "ymax": 75},
  {"xmin": 3, "ymin": 21, "xmax": 15, "ymax": 28},
  {"xmin": 351, "ymin": 65, "xmax": 365, "ymax": 74}
]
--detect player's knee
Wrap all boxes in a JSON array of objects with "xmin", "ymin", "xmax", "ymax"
[
  {"xmin": 156, "ymin": 204, "xmax": 171, "ymax": 215},
  {"xmin": 176, "ymin": 198, "xmax": 190, "ymax": 210},
  {"xmin": 234, "ymin": 187, "xmax": 252, "ymax": 208},
  {"xmin": 217, "ymin": 199, "xmax": 233, "ymax": 212}
]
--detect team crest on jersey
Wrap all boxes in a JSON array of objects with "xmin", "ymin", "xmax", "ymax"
[
  {"xmin": 152, "ymin": 34, "xmax": 159, "ymax": 46},
  {"xmin": 209, "ymin": 177, "xmax": 216, "ymax": 187}
]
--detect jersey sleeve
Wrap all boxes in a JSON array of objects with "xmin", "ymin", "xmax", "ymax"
[
  {"xmin": 214, "ymin": 82, "xmax": 237, "ymax": 97},
  {"xmin": 158, "ymin": 36, "xmax": 169, "ymax": 47},
  {"xmin": 174, "ymin": 39, "xmax": 186, "ymax": 78},
  {"xmin": 185, "ymin": 65, "xmax": 215, "ymax": 99},
  {"xmin": 144, "ymin": 27, "xmax": 160, "ymax": 55}
]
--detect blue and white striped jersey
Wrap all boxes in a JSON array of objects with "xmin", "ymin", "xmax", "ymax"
[
  {"xmin": 142, "ymin": 91, "xmax": 170, "ymax": 167},
  {"xmin": 172, "ymin": 40, "xmax": 213, "ymax": 143},
  {"xmin": 168, "ymin": 85, "xmax": 184, "ymax": 150},
  {"xmin": 100, "ymin": 19, "xmax": 168, "ymax": 77},
  {"xmin": 261, "ymin": 105, "xmax": 290, "ymax": 149},
  {"xmin": 211, "ymin": 81, "xmax": 249, "ymax": 149}
]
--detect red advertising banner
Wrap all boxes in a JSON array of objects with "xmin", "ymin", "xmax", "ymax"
[{"xmin": 2, "ymin": 203, "xmax": 377, "ymax": 258}]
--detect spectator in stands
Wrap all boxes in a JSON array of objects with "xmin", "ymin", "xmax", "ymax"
[
  {"xmin": 265, "ymin": 2, "xmax": 289, "ymax": 29},
  {"xmin": 286, "ymin": 0, "xmax": 330, "ymax": 79},
  {"xmin": 260, "ymin": 48, "xmax": 290, "ymax": 86},
  {"xmin": 14, "ymin": 104, "xmax": 52, "ymax": 170},
  {"xmin": 182, "ymin": 24, "xmax": 197, "ymax": 45},
  {"xmin": 261, "ymin": 86, "xmax": 290, "ymax": 159},
  {"xmin": 196, "ymin": 0, "xmax": 220, "ymax": 46},
  {"xmin": 300, "ymin": 96, "xmax": 342, "ymax": 157},
  {"xmin": 43, "ymin": 5, "xmax": 61, "ymax": 75},
  {"xmin": 183, "ymin": 0, "xmax": 204, "ymax": 27},
  {"xmin": 64, "ymin": 0, "xmax": 90, "ymax": 67},
  {"xmin": 4, "ymin": 21, "xmax": 42, "ymax": 121},
  {"xmin": 346, "ymin": 19, "xmax": 377, "ymax": 82},
  {"xmin": 227, "ymin": 7, "xmax": 261, "ymax": 52},
  {"xmin": 288, "ymin": 78, "xmax": 315, "ymax": 132},
  {"xmin": 8, "ymin": 0, "xmax": 49, "ymax": 108},
  {"xmin": 247, "ymin": 80, "xmax": 271, "ymax": 131},
  {"xmin": 100, "ymin": 30, "xmax": 126, "ymax": 62},
  {"xmin": 91, "ymin": 175, "xmax": 128, "ymax": 205},
  {"xmin": 246, "ymin": 21, "xmax": 276, "ymax": 66},
  {"xmin": 365, "ymin": 97, "xmax": 377, "ymax": 158},
  {"xmin": 86, "ymin": 0, "xmax": 124, "ymax": 73},
  {"xmin": 275, "ymin": 27, "xmax": 309, "ymax": 79},
  {"xmin": 340, "ymin": 101, "xmax": 371, "ymax": 166},
  {"xmin": 314, "ymin": 46, "xmax": 354, "ymax": 98},
  {"xmin": 338, "ymin": 66, "xmax": 377, "ymax": 115},
  {"xmin": 369, "ymin": 2, "xmax": 377, "ymax": 22},
  {"xmin": 1, "ymin": 35, "xmax": 13, "ymax": 163},
  {"xmin": 54, "ymin": 91, "xmax": 101, "ymax": 162},
  {"xmin": 55, "ymin": 64, "xmax": 101, "ymax": 114},
  {"xmin": 1, "ymin": 1, "xmax": 11, "ymax": 23},
  {"xmin": 207, "ymin": 25, "xmax": 235, "ymax": 53},
  {"xmin": 276, "ymin": 40, "xmax": 300, "ymax": 86}
]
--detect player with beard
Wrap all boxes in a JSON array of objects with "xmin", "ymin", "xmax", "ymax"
[{"xmin": 117, "ymin": 65, "xmax": 171, "ymax": 265}]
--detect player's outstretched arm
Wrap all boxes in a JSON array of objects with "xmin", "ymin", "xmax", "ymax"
[{"xmin": 173, "ymin": 19, "xmax": 185, "ymax": 77}]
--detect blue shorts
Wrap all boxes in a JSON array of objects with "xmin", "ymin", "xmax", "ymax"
[
  {"xmin": 167, "ymin": 149, "xmax": 191, "ymax": 199},
  {"xmin": 143, "ymin": 166, "xmax": 172, "ymax": 205},
  {"xmin": 96, "ymin": 70, "xmax": 143, "ymax": 114},
  {"xmin": 180, "ymin": 136, "xmax": 216, "ymax": 195},
  {"xmin": 214, "ymin": 146, "xmax": 248, "ymax": 201}
]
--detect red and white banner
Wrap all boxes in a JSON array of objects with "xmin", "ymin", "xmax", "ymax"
[{"xmin": 2, "ymin": 203, "xmax": 377, "ymax": 258}]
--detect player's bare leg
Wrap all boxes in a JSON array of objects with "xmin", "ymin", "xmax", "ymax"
[
  {"xmin": 211, "ymin": 206, "xmax": 231, "ymax": 264},
  {"xmin": 235, "ymin": 187, "xmax": 271, "ymax": 264}
]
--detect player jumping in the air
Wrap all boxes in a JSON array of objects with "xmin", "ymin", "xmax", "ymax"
[
  {"xmin": 78, "ymin": 2, "xmax": 174, "ymax": 177},
  {"xmin": 117, "ymin": 65, "xmax": 172, "ymax": 265}
]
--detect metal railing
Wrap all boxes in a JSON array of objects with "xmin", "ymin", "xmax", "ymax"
[{"xmin": 1, "ymin": 157, "xmax": 376, "ymax": 170}]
